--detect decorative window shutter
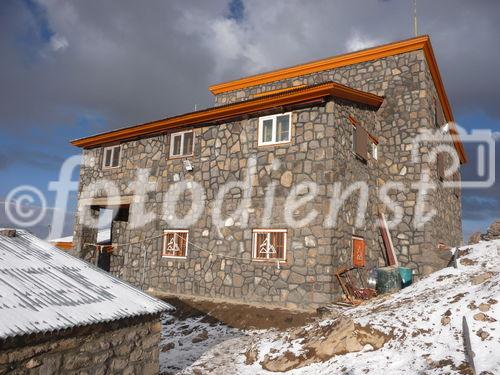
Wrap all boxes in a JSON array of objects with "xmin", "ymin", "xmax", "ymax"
[{"xmin": 355, "ymin": 125, "xmax": 368, "ymax": 160}]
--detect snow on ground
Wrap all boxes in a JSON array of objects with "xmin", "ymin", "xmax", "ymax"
[
  {"xmin": 161, "ymin": 240, "xmax": 500, "ymax": 374},
  {"xmin": 159, "ymin": 311, "xmax": 243, "ymax": 374}
]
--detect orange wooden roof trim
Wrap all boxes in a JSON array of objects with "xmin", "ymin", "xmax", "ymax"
[
  {"xmin": 52, "ymin": 241, "xmax": 73, "ymax": 250},
  {"xmin": 208, "ymin": 35, "xmax": 466, "ymax": 163},
  {"xmin": 71, "ymin": 82, "xmax": 383, "ymax": 148},
  {"xmin": 253, "ymin": 84, "xmax": 307, "ymax": 98}
]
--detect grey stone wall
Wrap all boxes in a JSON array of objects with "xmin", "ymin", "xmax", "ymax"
[
  {"xmin": 213, "ymin": 50, "xmax": 462, "ymax": 273},
  {"xmin": 74, "ymin": 99, "xmax": 383, "ymax": 310},
  {"xmin": 0, "ymin": 316, "xmax": 162, "ymax": 375},
  {"xmin": 73, "ymin": 49, "xmax": 462, "ymax": 310}
]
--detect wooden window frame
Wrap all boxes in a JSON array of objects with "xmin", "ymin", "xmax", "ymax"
[
  {"xmin": 258, "ymin": 112, "xmax": 292, "ymax": 146},
  {"xmin": 169, "ymin": 130, "xmax": 194, "ymax": 158},
  {"xmin": 371, "ymin": 142, "xmax": 378, "ymax": 160},
  {"xmin": 252, "ymin": 229, "xmax": 287, "ymax": 262},
  {"xmin": 162, "ymin": 230, "xmax": 189, "ymax": 259},
  {"xmin": 102, "ymin": 145, "xmax": 122, "ymax": 169}
]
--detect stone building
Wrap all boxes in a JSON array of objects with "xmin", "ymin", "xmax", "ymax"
[
  {"xmin": 0, "ymin": 229, "xmax": 171, "ymax": 374},
  {"xmin": 71, "ymin": 35, "xmax": 466, "ymax": 310}
]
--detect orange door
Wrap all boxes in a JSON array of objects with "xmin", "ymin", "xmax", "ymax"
[{"xmin": 352, "ymin": 237, "xmax": 366, "ymax": 268}]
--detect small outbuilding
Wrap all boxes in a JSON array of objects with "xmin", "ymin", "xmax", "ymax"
[{"xmin": 0, "ymin": 228, "xmax": 171, "ymax": 374}]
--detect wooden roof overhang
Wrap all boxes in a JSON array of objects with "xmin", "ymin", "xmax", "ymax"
[
  {"xmin": 71, "ymin": 82, "xmax": 383, "ymax": 149},
  {"xmin": 209, "ymin": 35, "xmax": 466, "ymax": 163}
]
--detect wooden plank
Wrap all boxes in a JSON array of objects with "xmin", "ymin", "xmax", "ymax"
[
  {"xmin": 78, "ymin": 195, "xmax": 134, "ymax": 207},
  {"xmin": 462, "ymin": 316, "xmax": 476, "ymax": 374},
  {"xmin": 378, "ymin": 213, "xmax": 398, "ymax": 267}
]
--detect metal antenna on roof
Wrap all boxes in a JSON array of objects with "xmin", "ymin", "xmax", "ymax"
[{"xmin": 413, "ymin": 0, "xmax": 418, "ymax": 36}]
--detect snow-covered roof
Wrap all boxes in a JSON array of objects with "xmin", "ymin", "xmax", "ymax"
[
  {"xmin": 0, "ymin": 229, "xmax": 172, "ymax": 341},
  {"xmin": 50, "ymin": 229, "xmax": 111, "ymax": 245}
]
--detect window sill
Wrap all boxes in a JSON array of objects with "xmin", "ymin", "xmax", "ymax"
[
  {"xmin": 168, "ymin": 154, "xmax": 194, "ymax": 160},
  {"xmin": 102, "ymin": 165, "xmax": 121, "ymax": 170},
  {"xmin": 252, "ymin": 258, "xmax": 287, "ymax": 265},
  {"xmin": 161, "ymin": 255, "xmax": 187, "ymax": 260},
  {"xmin": 257, "ymin": 140, "xmax": 291, "ymax": 148}
]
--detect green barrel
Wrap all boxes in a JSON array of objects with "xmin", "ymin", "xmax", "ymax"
[
  {"xmin": 398, "ymin": 267, "xmax": 413, "ymax": 288},
  {"xmin": 376, "ymin": 266, "xmax": 402, "ymax": 294}
]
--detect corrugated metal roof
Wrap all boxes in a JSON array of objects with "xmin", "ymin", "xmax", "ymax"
[{"xmin": 0, "ymin": 229, "xmax": 172, "ymax": 340}]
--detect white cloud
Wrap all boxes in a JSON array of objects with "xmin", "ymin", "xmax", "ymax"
[
  {"xmin": 50, "ymin": 34, "xmax": 69, "ymax": 51},
  {"xmin": 345, "ymin": 31, "xmax": 381, "ymax": 52}
]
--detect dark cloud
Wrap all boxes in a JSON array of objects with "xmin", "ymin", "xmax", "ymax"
[
  {"xmin": 0, "ymin": 146, "xmax": 65, "ymax": 171},
  {"xmin": 460, "ymin": 139, "xmax": 499, "ymax": 224},
  {"xmin": 1, "ymin": 0, "xmax": 499, "ymax": 135},
  {"xmin": 0, "ymin": 152, "xmax": 10, "ymax": 170}
]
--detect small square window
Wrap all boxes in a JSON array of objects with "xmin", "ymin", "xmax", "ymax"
[
  {"xmin": 252, "ymin": 229, "xmax": 287, "ymax": 261},
  {"xmin": 258, "ymin": 113, "xmax": 291, "ymax": 146},
  {"xmin": 103, "ymin": 145, "xmax": 121, "ymax": 168},
  {"xmin": 163, "ymin": 230, "xmax": 189, "ymax": 258},
  {"xmin": 170, "ymin": 130, "xmax": 194, "ymax": 157}
]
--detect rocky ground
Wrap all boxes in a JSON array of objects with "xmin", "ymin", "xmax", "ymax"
[{"xmin": 160, "ymin": 240, "xmax": 500, "ymax": 374}]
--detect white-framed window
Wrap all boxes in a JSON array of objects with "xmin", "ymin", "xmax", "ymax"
[
  {"xmin": 162, "ymin": 230, "xmax": 189, "ymax": 258},
  {"xmin": 103, "ymin": 145, "xmax": 121, "ymax": 169},
  {"xmin": 170, "ymin": 130, "xmax": 194, "ymax": 157},
  {"xmin": 252, "ymin": 229, "xmax": 287, "ymax": 261},
  {"xmin": 258, "ymin": 112, "xmax": 291, "ymax": 146},
  {"xmin": 371, "ymin": 142, "xmax": 378, "ymax": 160}
]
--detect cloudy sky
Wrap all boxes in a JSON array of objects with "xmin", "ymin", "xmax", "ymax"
[{"xmin": 0, "ymin": 0, "xmax": 498, "ymax": 240}]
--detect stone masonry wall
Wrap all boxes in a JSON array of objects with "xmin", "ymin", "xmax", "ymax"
[
  {"xmin": 214, "ymin": 49, "xmax": 462, "ymax": 273},
  {"xmin": 0, "ymin": 316, "xmax": 162, "ymax": 375},
  {"xmin": 73, "ymin": 49, "xmax": 462, "ymax": 310},
  {"xmin": 74, "ymin": 98, "xmax": 382, "ymax": 310}
]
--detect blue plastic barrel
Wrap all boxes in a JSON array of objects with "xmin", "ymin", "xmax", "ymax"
[{"xmin": 398, "ymin": 267, "xmax": 413, "ymax": 288}]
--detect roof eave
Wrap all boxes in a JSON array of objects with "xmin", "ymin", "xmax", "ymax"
[{"xmin": 70, "ymin": 83, "xmax": 383, "ymax": 149}]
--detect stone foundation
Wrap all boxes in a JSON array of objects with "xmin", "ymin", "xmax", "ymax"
[{"xmin": 0, "ymin": 315, "xmax": 162, "ymax": 375}]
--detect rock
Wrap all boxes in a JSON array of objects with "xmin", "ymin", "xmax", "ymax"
[
  {"xmin": 280, "ymin": 171, "xmax": 293, "ymax": 188},
  {"xmin": 440, "ymin": 316, "xmax": 451, "ymax": 326},
  {"xmin": 261, "ymin": 316, "xmax": 387, "ymax": 372},
  {"xmin": 25, "ymin": 359, "xmax": 41, "ymax": 369},
  {"xmin": 485, "ymin": 220, "xmax": 500, "ymax": 240},
  {"xmin": 476, "ymin": 329, "xmax": 490, "ymax": 341},
  {"xmin": 244, "ymin": 346, "xmax": 258, "ymax": 365},
  {"xmin": 161, "ymin": 342, "xmax": 175, "ymax": 352},
  {"xmin": 473, "ymin": 312, "xmax": 486, "ymax": 321},
  {"xmin": 233, "ymin": 275, "xmax": 244, "ymax": 287},
  {"xmin": 471, "ymin": 272, "xmax": 493, "ymax": 285},
  {"xmin": 468, "ymin": 220, "xmax": 500, "ymax": 244},
  {"xmin": 468, "ymin": 232, "xmax": 482, "ymax": 245},
  {"xmin": 478, "ymin": 303, "xmax": 491, "ymax": 312},
  {"xmin": 304, "ymin": 236, "xmax": 316, "ymax": 248},
  {"xmin": 191, "ymin": 329, "xmax": 209, "ymax": 343}
]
